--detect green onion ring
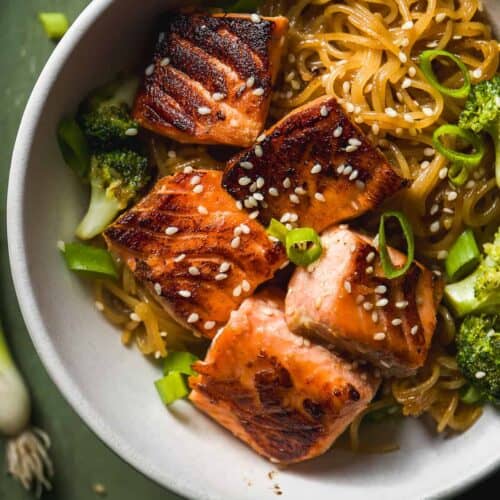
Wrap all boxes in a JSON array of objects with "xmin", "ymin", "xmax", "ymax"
[
  {"xmin": 266, "ymin": 218, "xmax": 288, "ymax": 244},
  {"xmin": 285, "ymin": 227, "xmax": 323, "ymax": 267}
]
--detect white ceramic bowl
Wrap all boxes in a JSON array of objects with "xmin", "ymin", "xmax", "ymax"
[{"xmin": 7, "ymin": 1, "xmax": 500, "ymax": 499}]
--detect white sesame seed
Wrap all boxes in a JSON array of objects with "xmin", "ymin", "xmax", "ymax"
[
  {"xmin": 366, "ymin": 252, "xmax": 375, "ymax": 263},
  {"xmin": 145, "ymin": 64, "xmax": 155, "ymax": 76},
  {"xmin": 256, "ymin": 177, "xmax": 265, "ymax": 189},
  {"xmin": 375, "ymin": 285, "xmax": 387, "ymax": 294},
  {"xmin": 376, "ymin": 298, "xmax": 389, "ymax": 307},
  {"xmin": 178, "ymin": 290, "xmax": 191, "ymax": 298},
  {"xmin": 241, "ymin": 280, "xmax": 251, "ymax": 292},
  {"xmin": 95, "ymin": 301, "xmax": 104, "ymax": 311},
  {"xmin": 363, "ymin": 302, "xmax": 373, "ymax": 311},
  {"xmin": 246, "ymin": 76, "xmax": 255, "ymax": 88},
  {"xmin": 194, "ymin": 184, "xmax": 204, "ymax": 194},
  {"xmin": 342, "ymin": 81, "xmax": 351, "ymax": 94},
  {"xmin": 234, "ymin": 226, "xmax": 242, "ymax": 237},
  {"xmin": 215, "ymin": 273, "xmax": 228, "ymax": 281},
  {"xmin": 212, "ymin": 92, "xmax": 225, "ymax": 101},
  {"xmin": 447, "ymin": 191, "xmax": 458, "ymax": 201},
  {"xmin": 438, "ymin": 166, "xmax": 449, "ymax": 179},
  {"xmin": 320, "ymin": 105, "xmax": 329, "ymax": 117},
  {"xmin": 254, "ymin": 145, "xmax": 263, "ymax": 158},
  {"xmin": 372, "ymin": 312, "xmax": 379, "ymax": 323},
  {"xmin": 472, "ymin": 68, "xmax": 483, "ymax": 79},
  {"xmin": 408, "ymin": 66, "xmax": 417, "ymax": 77},
  {"xmin": 189, "ymin": 266, "xmax": 200, "ymax": 276},
  {"xmin": 337, "ymin": 164, "xmax": 345, "ymax": 174},
  {"xmin": 233, "ymin": 285, "xmax": 242, "ymax": 297},
  {"xmin": 125, "ymin": 127, "xmax": 138, "ymax": 136},
  {"xmin": 392, "ymin": 318, "xmax": 402, "ymax": 326},
  {"xmin": 410, "ymin": 325, "xmax": 419, "ymax": 335},
  {"xmin": 283, "ymin": 177, "xmax": 291, "ymax": 189},
  {"xmin": 311, "ymin": 163, "xmax": 322, "ymax": 174},
  {"xmin": 253, "ymin": 192, "xmax": 264, "ymax": 201},
  {"xmin": 197, "ymin": 205, "xmax": 208, "ymax": 215},
  {"xmin": 402, "ymin": 78, "xmax": 412, "ymax": 89},
  {"xmin": 345, "ymin": 145, "xmax": 358, "ymax": 153},
  {"xmin": 289, "ymin": 194, "xmax": 300, "ymax": 204},
  {"xmin": 165, "ymin": 226, "xmax": 179, "ymax": 235},
  {"xmin": 399, "ymin": 51, "xmax": 408, "ymax": 63},
  {"xmin": 250, "ymin": 13, "xmax": 261, "ymax": 23},
  {"xmin": 345, "ymin": 102, "xmax": 355, "ymax": 113},
  {"xmin": 420, "ymin": 160, "xmax": 430, "ymax": 170},
  {"xmin": 238, "ymin": 176, "xmax": 252, "ymax": 186},
  {"xmin": 174, "ymin": 254, "xmax": 186, "ymax": 263},
  {"xmin": 349, "ymin": 138, "xmax": 362, "ymax": 147},
  {"xmin": 160, "ymin": 57, "xmax": 170, "ymax": 67},
  {"xmin": 435, "ymin": 12, "xmax": 446, "ymax": 22},
  {"xmin": 333, "ymin": 126, "xmax": 343, "ymax": 138},
  {"xmin": 424, "ymin": 147, "xmax": 435, "ymax": 157},
  {"xmin": 395, "ymin": 300, "xmax": 408, "ymax": 309},
  {"xmin": 130, "ymin": 312, "xmax": 141, "ymax": 322},
  {"xmin": 475, "ymin": 371, "xmax": 486, "ymax": 379},
  {"xmin": 240, "ymin": 161, "xmax": 254, "ymax": 170},
  {"xmin": 249, "ymin": 210, "xmax": 259, "ymax": 219},
  {"xmin": 183, "ymin": 166, "xmax": 194, "ymax": 174},
  {"xmin": 154, "ymin": 283, "xmax": 162, "ymax": 295},
  {"xmin": 466, "ymin": 179, "xmax": 476, "ymax": 189},
  {"xmin": 268, "ymin": 187, "xmax": 279, "ymax": 197},
  {"xmin": 344, "ymin": 281, "xmax": 352, "ymax": 293},
  {"xmin": 295, "ymin": 186, "xmax": 307, "ymax": 195},
  {"xmin": 426, "ymin": 41, "xmax": 439, "ymax": 48},
  {"xmin": 343, "ymin": 165, "xmax": 353, "ymax": 176},
  {"xmin": 422, "ymin": 107, "xmax": 434, "ymax": 117},
  {"xmin": 314, "ymin": 192, "xmax": 326, "ymax": 202},
  {"xmin": 385, "ymin": 107, "xmax": 398, "ymax": 117},
  {"xmin": 230, "ymin": 236, "xmax": 241, "ymax": 249},
  {"xmin": 402, "ymin": 20, "xmax": 414, "ymax": 30},
  {"xmin": 219, "ymin": 262, "xmax": 230, "ymax": 273},
  {"xmin": 429, "ymin": 203, "xmax": 439, "ymax": 216},
  {"xmin": 253, "ymin": 87, "xmax": 265, "ymax": 96},
  {"xmin": 430, "ymin": 221, "xmax": 440, "ymax": 233},
  {"xmin": 403, "ymin": 113, "xmax": 414, "ymax": 122},
  {"xmin": 197, "ymin": 106, "xmax": 211, "ymax": 115},
  {"xmin": 190, "ymin": 175, "xmax": 201, "ymax": 185},
  {"xmin": 204, "ymin": 321, "xmax": 216, "ymax": 330},
  {"xmin": 187, "ymin": 313, "xmax": 199, "ymax": 324},
  {"xmin": 349, "ymin": 170, "xmax": 359, "ymax": 181},
  {"xmin": 373, "ymin": 332, "xmax": 386, "ymax": 341}
]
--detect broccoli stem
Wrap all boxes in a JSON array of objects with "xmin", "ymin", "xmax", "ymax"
[{"xmin": 75, "ymin": 182, "xmax": 122, "ymax": 240}]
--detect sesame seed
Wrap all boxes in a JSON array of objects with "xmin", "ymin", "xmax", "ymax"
[
  {"xmin": 249, "ymin": 210, "xmax": 259, "ymax": 219},
  {"xmin": 238, "ymin": 176, "xmax": 252, "ymax": 186},
  {"xmin": 204, "ymin": 321, "xmax": 216, "ymax": 330},
  {"xmin": 256, "ymin": 177, "xmax": 265, "ymax": 189},
  {"xmin": 198, "ymin": 205, "xmax": 208, "ymax": 215},
  {"xmin": 349, "ymin": 170, "xmax": 359, "ymax": 181},
  {"xmin": 371, "ymin": 123, "xmax": 380, "ymax": 135},
  {"xmin": 376, "ymin": 298, "xmax": 389, "ymax": 307},
  {"xmin": 154, "ymin": 283, "xmax": 162, "ymax": 295},
  {"xmin": 174, "ymin": 254, "xmax": 186, "ymax": 263},
  {"xmin": 375, "ymin": 285, "xmax": 387, "ymax": 294},
  {"xmin": 403, "ymin": 113, "xmax": 414, "ymax": 122},
  {"xmin": 215, "ymin": 273, "xmax": 228, "ymax": 281},
  {"xmin": 355, "ymin": 180, "xmax": 366, "ymax": 190},
  {"xmin": 250, "ymin": 13, "xmax": 261, "ymax": 23},
  {"xmin": 212, "ymin": 92, "xmax": 225, "ymax": 101},
  {"xmin": 197, "ymin": 106, "xmax": 211, "ymax": 115},
  {"xmin": 191, "ymin": 175, "xmax": 201, "ymax": 185},
  {"xmin": 424, "ymin": 147, "xmax": 435, "ymax": 156},
  {"xmin": 280, "ymin": 213, "xmax": 291, "ymax": 223},
  {"xmin": 253, "ymin": 87, "xmax": 265, "ymax": 96},
  {"xmin": 95, "ymin": 301, "xmax": 104, "ymax": 311},
  {"xmin": 193, "ymin": 184, "xmax": 204, "ymax": 194},
  {"xmin": 399, "ymin": 51, "xmax": 408, "ymax": 63},
  {"xmin": 183, "ymin": 166, "xmax": 194, "ymax": 174},
  {"xmin": 246, "ymin": 76, "xmax": 255, "ymax": 88},
  {"xmin": 187, "ymin": 313, "xmax": 199, "ymax": 324},
  {"xmin": 395, "ymin": 300, "xmax": 408, "ymax": 309},
  {"xmin": 249, "ymin": 182, "xmax": 257, "ymax": 193},
  {"xmin": 385, "ymin": 107, "xmax": 398, "ymax": 117},
  {"xmin": 430, "ymin": 221, "xmax": 440, "ymax": 233},
  {"xmin": 178, "ymin": 290, "xmax": 191, "ymax": 298},
  {"xmin": 160, "ymin": 57, "xmax": 170, "ymax": 67},
  {"xmin": 253, "ymin": 192, "xmax": 264, "ymax": 201},
  {"xmin": 154, "ymin": 351, "xmax": 161, "ymax": 359},
  {"xmin": 254, "ymin": 145, "xmax": 263, "ymax": 157},
  {"xmin": 130, "ymin": 312, "xmax": 141, "ymax": 322},
  {"xmin": 242, "ymin": 280, "xmax": 251, "ymax": 292},
  {"xmin": 337, "ymin": 164, "xmax": 345, "ymax": 174},
  {"xmin": 344, "ymin": 281, "xmax": 352, "ymax": 293},
  {"xmin": 343, "ymin": 165, "xmax": 353, "ymax": 176},
  {"xmin": 356, "ymin": 294, "xmax": 365, "ymax": 304},
  {"xmin": 373, "ymin": 332, "xmax": 386, "ymax": 341},
  {"xmin": 466, "ymin": 179, "xmax": 476, "ymax": 189},
  {"xmin": 311, "ymin": 163, "xmax": 322, "ymax": 174},
  {"xmin": 472, "ymin": 68, "xmax": 482, "ymax": 79},
  {"xmin": 422, "ymin": 106, "xmax": 434, "ymax": 117},
  {"xmin": 426, "ymin": 40, "xmax": 439, "ymax": 48},
  {"xmin": 314, "ymin": 192, "xmax": 326, "ymax": 202},
  {"xmin": 447, "ymin": 191, "xmax": 458, "ymax": 201},
  {"xmin": 289, "ymin": 213, "xmax": 299, "ymax": 222},
  {"xmin": 411, "ymin": 325, "xmax": 419, "ymax": 335},
  {"xmin": 125, "ymin": 127, "xmax": 138, "ymax": 136},
  {"xmin": 240, "ymin": 161, "xmax": 254, "ymax": 171},
  {"xmin": 366, "ymin": 252, "xmax": 375, "ymax": 264},
  {"xmin": 345, "ymin": 145, "xmax": 358, "ymax": 153},
  {"xmin": 189, "ymin": 266, "xmax": 200, "ymax": 276},
  {"xmin": 219, "ymin": 262, "xmax": 230, "ymax": 273},
  {"xmin": 283, "ymin": 177, "xmax": 291, "ymax": 189},
  {"xmin": 231, "ymin": 237, "xmax": 241, "ymax": 249},
  {"xmin": 342, "ymin": 81, "xmax": 351, "ymax": 93},
  {"xmin": 435, "ymin": 12, "xmax": 446, "ymax": 22},
  {"xmin": 402, "ymin": 20, "xmax": 414, "ymax": 30},
  {"xmin": 320, "ymin": 105, "xmax": 329, "ymax": 117},
  {"xmin": 475, "ymin": 371, "xmax": 486, "ymax": 379},
  {"xmin": 349, "ymin": 138, "xmax": 362, "ymax": 147},
  {"xmin": 145, "ymin": 64, "xmax": 155, "ymax": 76},
  {"xmin": 402, "ymin": 78, "xmax": 412, "ymax": 89},
  {"xmin": 295, "ymin": 186, "xmax": 307, "ymax": 195},
  {"xmin": 430, "ymin": 203, "xmax": 439, "ymax": 215},
  {"xmin": 363, "ymin": 302, "xmax": 373, "ymax": 311},
  {"xmin": 408, "ymin": 67, "xmax": 417, "ymax": 78},
  {"xmin": 268, "ymin": 187, "xmax": 279, "ymax": 196},
  {"xmin": 392, "ymin": 318, "xmax": 402, "ymax": 326},
  {"xmin": 345, "ymin": 102, "xmax": 355, "ymax": 113},
  {"xmin": 421, "ymin": 160, "xmax": 430, "ymax": 169},
  {"xmin": 333, "ymin": 126, "xmax": 343, "ymax": 137},
  {"xmin": 257, "ymin": 134, "xmax": 266, "ymax": 143},
  {"xmin": 372, "ymin": 312, "xmax": 379, "ymax": 323},
  {"xmin": 165, "ymin": 226, "xmax": 179, "ymax": 235},
  {"xmin": 289, "ymin": 194, "xmax": 300, "ymax": 204},
  {"xmin": 233, "ymin": 285, "xmax": 242, "ymax": 297}
]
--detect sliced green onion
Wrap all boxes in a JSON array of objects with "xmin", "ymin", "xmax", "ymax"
[
  {"xmin": 433, "ymin": 124, "xmax": 485, "ymax": 169},
  {"xmin": 155, "ymin": 372, "xmax": 189, "ymax": 405},
  {"xmin": 60, "ymin": 242, "xmax": 118, "ymax": 279},
  {"xmin": 460, "ymin": 385, "xmax": 483, "ymax": 405},
  {"xmin": 285, "ymin": 228, "xmax": 322, "ymax": 267},
  {"xmin": 267, "ymin": 218, "xmax": 288, "ymax": 244},
  {"xmin": 378, "ymin": 211, "xmax": 415, "ymax": 279},
  {"xmin": 448, "ymin": 162, "xmax": 470, "ymax": 186},
  {"xmin": 445, "ymin": 229, "xmax": 480, "ymax": 281},
  {"xmin": 38, "ymin": 12, "xmax": 69, "ymax": 40},
  {"xmin": 163, "ymin": 351, "xmax": 199, "ymax": 376},
  {"xmin": 419, "ymin": 49, "xmax": 471, "ymax": 99},
  {"xmin": 57, "ymin": 117, "xmax": 90, "ymax": 177}
]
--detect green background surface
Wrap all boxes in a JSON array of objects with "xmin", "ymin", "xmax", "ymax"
[{"xmin": 0, "ymin": 1, "xmax": 497, "ymax": 499}]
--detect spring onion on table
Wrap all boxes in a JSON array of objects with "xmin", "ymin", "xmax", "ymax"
[
  {"xmin": 0, "ymin": 323, "xmax": 53, "ymax": 495},
  {"xmin": 38, "ymin": 12, "xmax": 69, "ymax": 41}
]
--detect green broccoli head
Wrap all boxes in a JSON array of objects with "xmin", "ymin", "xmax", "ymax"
[
  {"xmin": 445, "ymin": 228, "xmax": 500, "ymax": 317},
  {"xmin": 75, "ymin": 149, "xmax": 150, "ymax": 240},
  {"xmin": 456, "ymin": 314, "xmax": 500, "ymax": 405},
  {"xmin": 458, "ymin": 75, "xmax": 500, "ymax": 187}
]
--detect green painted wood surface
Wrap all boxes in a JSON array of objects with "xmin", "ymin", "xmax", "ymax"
[{"xmin": 0, "ymin": 1, "xmax": 497, "ymax": 499}]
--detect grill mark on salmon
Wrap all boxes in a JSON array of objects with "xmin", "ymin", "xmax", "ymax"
[
  {"xmin": 189, "ymin": 291, "xmax": 379, "ymax": 464},
  {"xmin": 133, "ymin": 12, "xmax": 288, "ymax": 147},
  {"xmin": 104, "ymin": 170, "xmax": 286, "ymax": 337},
  {"xmin": 285, "ymin": 226, "xmax": 443, "ymax": 377},
  {"xmin": 223, "ymin": 96, "xmax": 408, "ymax": 230}
]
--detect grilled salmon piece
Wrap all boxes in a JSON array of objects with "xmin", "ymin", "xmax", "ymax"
[
  {"xmin": 133, "ymin": 12, "xmax": 288, "ymax": 147},
  {"xmin": 103, "ymin": 170, "xmax": 285, "ymax": 337},
  {"xmin": 223, "ymin": 96, "xmax": 407, "ymax": 230},
  {"xmin": 285, "ymin": 226, "xmax": 443, "ymax": 377},
  {"xmin": 189, "ymin": 291, "xmax": 380, "ymax": 465}
]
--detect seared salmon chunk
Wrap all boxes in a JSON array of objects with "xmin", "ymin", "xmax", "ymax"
[
  {"xmin": 133, "ymin": 13, "xmax": 288, "ymax": 147},
  {"xmin": 103, "ymin": 170, "xmax": 285, "ymax": 337},
  {"xmin": 189, "ymin": 291, "xmax": 380, "ymax": 464},
  {"xmin": 223, "ymin": 96, "xmax": 407, "ymax": 230},
  {"xmin": 285, "ymin": 226, "xmax": 443, "ymax": 377}
]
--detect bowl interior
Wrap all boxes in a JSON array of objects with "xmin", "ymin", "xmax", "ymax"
[{"xmin": 8, "ymin": 0, "xmax": 500, "ymax": 499}]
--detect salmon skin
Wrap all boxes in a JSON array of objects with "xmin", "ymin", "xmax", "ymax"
[
  {"xmin": 223, "ymin": 96, "xmax": 407, "ymax": 230},
  {"xmin": 285, "ymin": 226, "xmax": 443, "ymax": 377},
  {"xmin": 103, "ymin": 170, "xmax": 285, "ymax": 337},
  {"xmin": 189, "ymin": 291, "xmax": 380, "ymax": 464},
  {"xmin": 133, "ymin": 12, "xmax": 288, "ymax": 147}
]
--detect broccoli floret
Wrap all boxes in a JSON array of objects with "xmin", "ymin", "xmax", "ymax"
[
  {"xmin": 456, "ymin": 314, "xmax": 500, "ymax": 405},
  {"xmin": 444, "ymin": 228, "xmax": 500, "ymax": 317},
  {"xmin": 78, "ymin": 76, "xmax": 139, "ymax": 150},
  {"xmin": 76, "ymin": 149, "xmax": 150, "ymax": 240},
  {"xmin": 458, "ymin": 75, "xmax": 500, "ymax": 187}
]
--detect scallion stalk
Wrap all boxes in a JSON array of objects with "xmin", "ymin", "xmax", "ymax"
[
  {"xmin": 38, "ymin": 12, "xmax": 69, "ymax": 40},
  {"xmin": 445, "ymin": 229, "xmax": 480, "ymax": 281},
  {"xmin": 285, "ymin": 227, "xmax": 323, "ymax": 267},
  {"xmin": 60, "ymin": 242, "xmax": 118, "ymax": 279},
  {"xmin": 162, "ymin": 351, "xmax": 199, "ymax": 376},
  {"xmin": 266, "ymin": 218, "xmax": 288, "ymax": 244},
  {"xmin": 155, "ymin": 372, "xmax": 189, "ymax": 405},
  {"xmin": 0, "ymin": 324, "xmax": 53, "ymax": 495}
]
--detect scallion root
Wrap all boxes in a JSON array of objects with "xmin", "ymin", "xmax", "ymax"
[{"xmin": 6, "ymin": 427, "xmax": 54, "ymax": 497}]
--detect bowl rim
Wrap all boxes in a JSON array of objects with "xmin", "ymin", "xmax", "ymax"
[{"xmin": 6, "ymin": 0, "xmax": 500, "ymax": 498}]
